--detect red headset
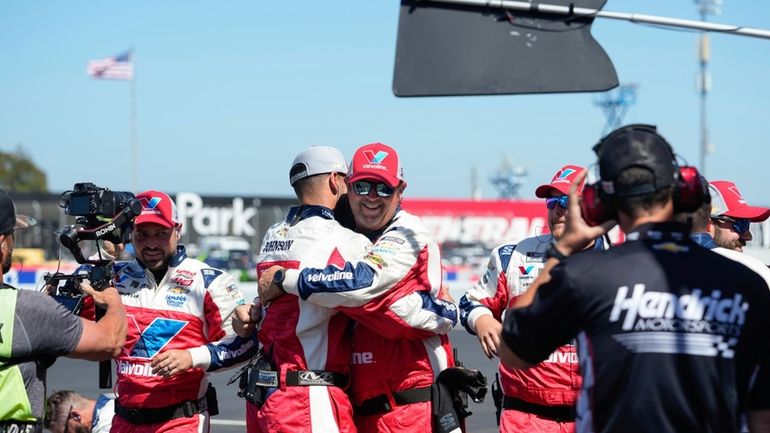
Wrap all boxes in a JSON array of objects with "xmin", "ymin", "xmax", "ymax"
[{"xmin": 580, "ymin": 125, "xmax": 707, "ymax": 226}]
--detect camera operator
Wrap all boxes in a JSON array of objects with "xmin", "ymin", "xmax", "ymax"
[
  {"xmin": 110, "ymin": 190, "xmax": 256, "ymax": 433},
  {"xmin": 498, "ymin": 125, "xmax": 770, "ymax": 433},
  {"xmin": 0, "ymin": 188, "xmax": 126, "ymax": 433}
]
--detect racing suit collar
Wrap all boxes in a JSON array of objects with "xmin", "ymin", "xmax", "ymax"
[
  {"xmin": 690, "ymin": 232, "xmax": 717, "ymax": 249},
  {"xmin": 286, "ymin": 205, "xmax": 335, "ymax": 225},
  {"xmin": 593, "ymin": 235, "xmax": 605, "ymax": 250},
  {"xmin": 170, "ymin": 245, "xmax": 187, "ymax": 267},
  {"xmin": 625, "ymin": 222, "xmax": 691, "ymax": 243}
]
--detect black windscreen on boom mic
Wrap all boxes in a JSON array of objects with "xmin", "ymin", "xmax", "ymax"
[{"xmin": 393, "ymin": 0, "xmax": 618, "ymax": 96}]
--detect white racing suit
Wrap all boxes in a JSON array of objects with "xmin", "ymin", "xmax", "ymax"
[
  {"xmin": 281, "ymin": 209, "xmax": 457, "ymax": 433},
  {"xmin": 111, "ymin": 246, "xmax": 256, "ymax": 433}
]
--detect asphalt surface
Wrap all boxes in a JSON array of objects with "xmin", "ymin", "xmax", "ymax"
[{"xmin": 47, "ymin": 329, "xmax": 501, "ymax": 433}]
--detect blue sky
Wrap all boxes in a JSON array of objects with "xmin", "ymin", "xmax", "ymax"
[{"xmin": 1, "ymin": 1, "xmax": 768, "ymax": 204}]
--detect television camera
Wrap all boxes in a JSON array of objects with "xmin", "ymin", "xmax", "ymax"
[{"xmin": 44, "ymin": 183, "xmax": 142, "ymax": 311}]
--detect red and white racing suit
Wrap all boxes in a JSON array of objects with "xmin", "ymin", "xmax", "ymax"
[
  {"xmin": 282, "ymin": 209, "xmax": 457, "ymax": 433},
  {"xmin": 111, "ymin": 247, "xmax": 256, "ymax": 433},
  {"xmin": 460, "ymin": 235, "xmax": 579, "ymax": 433},
  {"xmin": 246, "ymin": 205, "xmax": 370, "ymax": 433}
]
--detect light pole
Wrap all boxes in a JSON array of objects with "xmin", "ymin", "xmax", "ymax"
[
  {"xmin": 594, "ymin": 83, "xmax": 638, "ymax": 136},
  {"xmin": 696, "ymin": 0, "xmax": 722, "ymax": 175}
]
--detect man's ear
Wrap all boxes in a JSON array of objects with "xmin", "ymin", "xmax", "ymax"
[
  {"xmin": 70, "ymin": 409, "xmax": 84, "ymax": 423},
  {"xmin": 707, "ymin": 219, "xmax": 715, "ymax": 237},
  {"xmin": 329, "ymin": 174, "xmax": 342, "ymax": 196},
  {"xmin": 395, "ymin": 182, "xmax": 407, "ymax": 201}
]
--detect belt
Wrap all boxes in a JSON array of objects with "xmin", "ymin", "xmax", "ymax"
[
  {"xmin": 503, "ymin": 396, "xmax": 575, "ymax": 422},
  {"xmin": 256, "ymin": 370, "xmax": 349, "ymax": 388},
  {"xmin": 114, "ymin": 396, "xmax": 208, "ymax": 425},
  {"xmin": 354, "ymin": 386, "xmax": 433, "ymax": 416},
  {"xmin": 0, "ymin": 421, "xmax": 38, "ymax": 433}
]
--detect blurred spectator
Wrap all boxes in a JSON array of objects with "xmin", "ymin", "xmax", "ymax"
[
  {"xmin": 679, "ymin": 180, "xmax": 770, "ymax": 288},
  {"xmin": 45, "ymin": 390, "xmax": 115, "ymax": 433},
  {"xmin": 709, "ymin": 180, "xmax": 770, "ymax": 252}
]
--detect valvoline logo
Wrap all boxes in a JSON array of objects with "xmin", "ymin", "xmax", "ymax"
[
  {"xmin": 518, "ymin": 266, "xmax": 534, "ymax": 275},
  {"xmin": 139, "ymin": 196, "xmax": 162, "ymax": 210},
  {"xmin": 557, "ymin": 168, "xmax": 575, "ymax": 179},
  {"xmin": 363, "ymin": 150, "xmax": 388, "ymax": 164}
]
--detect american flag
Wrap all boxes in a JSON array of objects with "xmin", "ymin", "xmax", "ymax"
[{"xmin": 87, "ymin": 51, "xmax": 133, "ymax": 80}]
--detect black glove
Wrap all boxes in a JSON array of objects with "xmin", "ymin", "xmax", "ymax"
[{"xmin": 437, "ymin": 367, "xmax": 488, "ymax": 404}]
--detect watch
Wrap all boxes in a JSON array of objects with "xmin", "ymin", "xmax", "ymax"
[
  {"xmin": 545, "ymin": 242, "xmax": 569, "ymax": 261},
  {"xmin": 272, "ymin": 269, "xmax": 286, "ymax": 293}
]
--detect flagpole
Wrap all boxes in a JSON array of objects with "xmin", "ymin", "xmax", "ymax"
[{"xmin": 130, "ymin": 47, "xmax": 137, "ymax": 192}]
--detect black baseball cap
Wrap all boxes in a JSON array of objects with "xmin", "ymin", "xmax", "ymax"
[
  {"xmin": 594, "ymin": 124, "xmax": 677, "ymax": 197},
  {"xmin": 0, "ymin": 189, "xmax": 35, "ymax": 234}
]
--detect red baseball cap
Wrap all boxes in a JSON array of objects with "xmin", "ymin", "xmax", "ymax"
[
  {"xmin": 348, "ymin": 142, "xmax": 405, "ymax": 188},
  {"xmin": 709, "ymin": 180, "xmax": 770, "ymax": 222},
  {"xmin": 535, "ymin": 165, "xmax": 586, "ymax": 198},
  {"xmin": 134, "ymin": 190, "xmax": 181, "ymax": 228}
]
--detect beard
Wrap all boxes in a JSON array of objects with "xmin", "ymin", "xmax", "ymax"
[
  {"xmin": 714, "ymin": 230, "xmax": 745, "ymax": 251},
  {"xmin": 2, "ymin": 251, "xmax": 11, "ymax": 274},
  {"xmin": 137, "ymin": 250, "xmax": 171, "ymax": 271}
]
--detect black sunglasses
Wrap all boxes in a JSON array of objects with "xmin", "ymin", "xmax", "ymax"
[
  {"xmin": 712, "ymin": 216, "xmax": 751, "ymax": 234},
  {"xmin": 351, "ymin": 181, "xmax": 396, "ymax": 197}
]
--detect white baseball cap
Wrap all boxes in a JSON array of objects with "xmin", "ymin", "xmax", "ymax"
[{"xmin": 289, "ymin": 146, "xmax": 349, "ymax": 186}]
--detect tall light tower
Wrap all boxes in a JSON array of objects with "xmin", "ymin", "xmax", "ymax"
[
  {"xmin": 594, "ymin": 83, "xmax": 638, "ymax": 136},
  {"xmin": 489, "ymin": 155, "xmax": 528, "ymax": 199},
  {"xmin": 696, "ymin": 0, "xmax": 722, "ymax": 174}
]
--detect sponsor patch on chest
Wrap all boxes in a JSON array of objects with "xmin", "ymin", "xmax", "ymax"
[
  {"xmin": 379, "ymin": 236, "xmax": 405, "ymax": 245},
  {"xmin": 525, "ymin": 252, "xmax": 545, "ymax": 262},
  {"xmin": 365, "ymin": 253, "xmax": 388, "ymax": 269},
  {"xmin": 168, "ymin": 286, "xmax": 190, "ymax": 294},
  {"xmin": 170, "ymin": 270, "xmax": 195, "ymax": 286},
  {"xmin": 517, "ymin": 267, "xmax": 540, "ymax": 292},
  {"xmin": 165, "ymin": 294, "xmax": 188, "ymax": 307}
]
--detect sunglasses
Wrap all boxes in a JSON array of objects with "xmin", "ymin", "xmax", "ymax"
[
  {"xmin": 712, "ymin": 216, "xmax": 751, "ymax": 234},
  {"xmin": 546, "ymin": 195, "xmax": 569, "ymax": 210},
  {"xmin": 351, "ymin": 181, "xmax": 395, "ymax": 198}
]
